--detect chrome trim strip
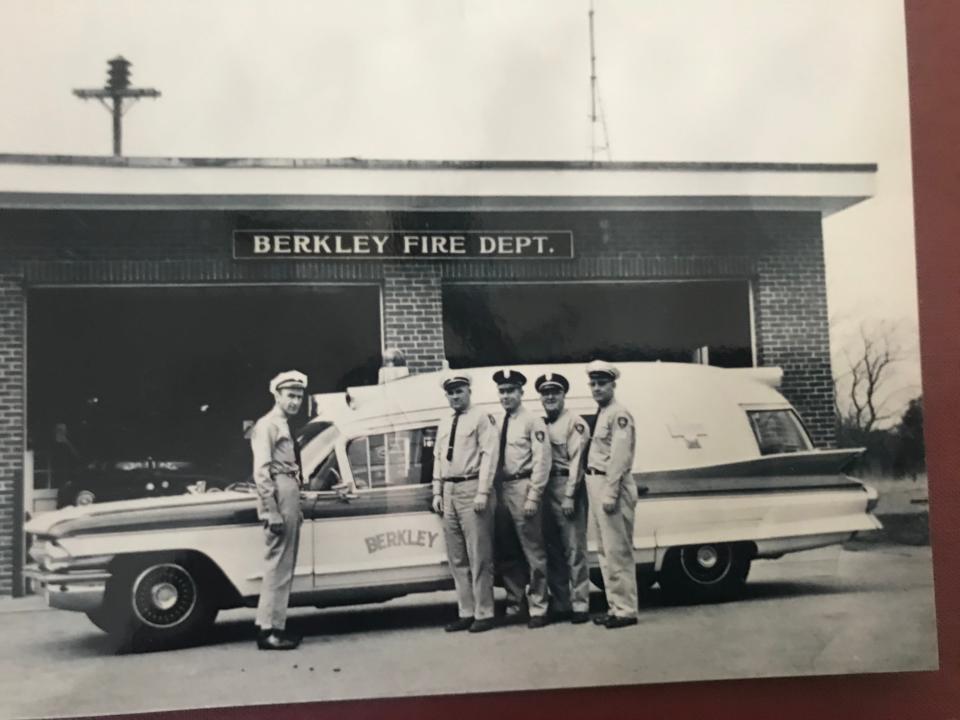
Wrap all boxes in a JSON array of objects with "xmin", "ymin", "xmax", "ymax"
[{"xmin": 23, "ymin": 566, "xmax": 112, "ymax": 584}]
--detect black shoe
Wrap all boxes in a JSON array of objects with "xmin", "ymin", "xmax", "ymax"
[
  {"xmin": 279, "ymin": 630, "xmax": 303, "ymax": 644},
  {"xmin": 549, "ymin": 609, "xmax": 573, "ymax": 623},
  {"xmin": 445, "ymin": 617, "xmax": 475, "ymax": 632},
  {"xmin": 604, "ymin": 615, "xmax": 639, "ymax": 630},
  {"xmin": 468, "ymin": 618, "xmax": 496, "ymax": 633},
  {"xmin": 527, "ymin": 615, "xmax": 550, "ymax": 629},
  {"xmin": 257, "ymin": 630, "xmax": 300, "ymax": 650},
  {"xmin": 592, "ymin": 613, "xmax": 613, "ymax": 626},
  {"xmin": 570, "ymin": 611, "xmax": 591, "ymax": 624}
]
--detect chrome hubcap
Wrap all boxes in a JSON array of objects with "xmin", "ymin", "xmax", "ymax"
[
  {"xmin": 151, "ymin": 582, "xmax": 179, "ymax": 611},
  {"xmin": 132, "ymin": 564, "xmax": 198, "ymax": 628},
  {"xmin": 696, "ymin": 546, "xmax": 719, "ymax": 569},
  {"xmin": 679, "ymin": 544, "xmax": 732, "ymax": 585}
]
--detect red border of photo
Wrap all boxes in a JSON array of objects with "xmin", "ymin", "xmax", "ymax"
[{"xmin": 89, "ymin": 2, "xmax": 960, "ymax": 718}]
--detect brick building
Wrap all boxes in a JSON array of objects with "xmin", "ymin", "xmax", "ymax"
[{"xmin": 0, "ymin": 154, "xmax": 876, "ymax": 596}]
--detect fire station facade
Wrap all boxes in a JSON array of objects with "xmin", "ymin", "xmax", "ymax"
[{"xmin": 0, "ymin": 155, "xmax": 876, "ymax": 595}]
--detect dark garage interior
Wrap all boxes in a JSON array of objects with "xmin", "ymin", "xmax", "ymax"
[
  {"xmin": 442, "ymin": 280, "xmax": 753, "ymax": 369},
  {"xmin": 27, "ymin": 285, "xmax": 382, "ymax": 487}
]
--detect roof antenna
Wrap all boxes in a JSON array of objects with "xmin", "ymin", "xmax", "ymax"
[{"xmin": 589, "ymin": 0, "xmax": 612, "ymax": 161}]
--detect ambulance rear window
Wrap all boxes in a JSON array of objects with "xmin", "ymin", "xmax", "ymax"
[{"xmin": 746, "ymin": 410, "xmax": 812, "ymax": 455}]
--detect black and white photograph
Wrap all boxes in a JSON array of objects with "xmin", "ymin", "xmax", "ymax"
[{"xmin": 0, "ymin": 1, "xmax": 937, "ymax": 718}]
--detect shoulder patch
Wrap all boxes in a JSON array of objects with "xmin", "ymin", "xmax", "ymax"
[
  {"xmin": 574, "ymin": 422, "xmax": 586, "ymax": 434},
  {"xmin": 534, "ymin": 430, "xmax": 545, "ymax": 443},
  {"xmin": 617, "ymin": 416, "xmax": 630, "ymax": 429}
]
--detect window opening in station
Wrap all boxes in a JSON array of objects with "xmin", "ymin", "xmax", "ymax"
[
  {"xmin": 27, "ymin": 285, "xmax": 381, "ymax": 503},
  {"xmin": 442, "ymin": 281, "xmax": 752, "ymax": 369}
]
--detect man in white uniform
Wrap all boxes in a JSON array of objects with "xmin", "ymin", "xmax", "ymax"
[
  {"xmin": 583, "ymin": 360, "xmax": 640, "ymax": 629},
  {"xmin": 536, "ymin": 372, "xmax": 591, "ymax": 624},
  {"xmin": 431, "ymin": 372, "xmax": 500, "ymax": 633},
  {"xmin": 250, "ymin": 370, "xmax": 308, "ymax": 650},
  {"xmin": 492, "ymin": 369, "xmax": 552, "ymax": 629}
]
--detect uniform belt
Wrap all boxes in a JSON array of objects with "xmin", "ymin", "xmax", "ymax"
[
  {"xmin": 501, "ymin": 471, "xmax": 532, "ymax": 482},
  {"xmin": 444, "ymin": 475, "xmax": 479, "ymax": 483},
  {"xmin": 585, "ymin": 467, "xmax": 606, "ymax": 476},
  {"xmin": 549, "ymin": 469, "xmax": 570, "ymax": 477}
]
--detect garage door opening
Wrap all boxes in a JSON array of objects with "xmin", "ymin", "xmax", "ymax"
[
  {"xmin": 28, "ymin": 285, "xmax": 381, "ymax": 488},
  {"xmin": 443, "ymin": 281, "xmax": 752, "ymax": 369}
]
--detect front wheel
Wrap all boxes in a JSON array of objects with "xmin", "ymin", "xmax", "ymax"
[
  {"xmin": 658, "ymin": 542, "xmax": 752, "ymax": 603},
  {"xmin": 101, "ymin": 556, "xmax": 219, "ymax": 652}
]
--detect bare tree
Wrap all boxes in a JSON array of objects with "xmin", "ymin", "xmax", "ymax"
[{"xmin": 833, "ymin": 320, "xmax": 906, "ymax": 434}]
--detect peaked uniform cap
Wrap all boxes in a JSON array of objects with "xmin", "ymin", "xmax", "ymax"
[
  {"xmin": 270, "ymin": 370, "xmax": 308, "ymax": 394},
  {"xmin": 535, "ymin": 372, "xmax": 570, "ymax": 393},
  {"xmin": 440, "ymin": 372, "xmax": 472, "ymax": 390},
  {"xmin": 585, "ymin": 359, "xmax": 620, "ymax": 380},
  {"xmin": 492, "ymin": 369, "xmax": 527, "ymax": 387}
]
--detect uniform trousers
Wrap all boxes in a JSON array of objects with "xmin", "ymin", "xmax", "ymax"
[
  {"xmin": 585, "ymin": 473, "xmax": 639, "ymax": 619},
  {"xmin": 542, "ymin": 478, "xmax": 590, "ymax": 614},
  {"xmin": 255, "ymin": 475, "xmax": 302, "ymax": 631},
  {"xmin": 495, "ymin": 478, "xmax": 550, "ymax": 617},
  {"xmin": 443, "ymin": 479, "xmax": 497, "ymax": 620}
]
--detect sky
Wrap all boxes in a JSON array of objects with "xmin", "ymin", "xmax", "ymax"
[{"xmin": 0, "ymin": 0, "xmax": 921, "ymax": 416}]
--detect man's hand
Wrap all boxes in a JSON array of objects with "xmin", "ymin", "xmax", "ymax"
[
  {"xmin": 561, "ymin": 497, "xmax": 576, "ymax": 518},
  {"xmin": 522, "ymin": 499, "xmax": 539, "ymax": 518},
  {"xmin": 602, "ymin": 498, "xmax": 617, "ymax": 514},
  {"xmin": 266, "ymin": 516, "xmax": 285, "ymax": 536},
  {"xmin": 473, "ymin": 493, "xmax": 489, "ymax": 514},
  {"xmin": 431, "ymin": 494, "xmax": 444, "ymax": 515}
]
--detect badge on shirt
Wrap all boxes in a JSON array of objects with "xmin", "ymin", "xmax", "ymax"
[
  {"xmin": 488, "ymin": 414, "xmax": 497, "ymax": 425},
  {"xmin": 534, "ymin": 430, "xmax": 545, "ymax": 443},
  {"xmin": 574, "ymin": 422, "xmax": 585, "ymax": 434},
  {"xmin": 617, "ymin": 416, "xmax": 631, "ymax": 429}
]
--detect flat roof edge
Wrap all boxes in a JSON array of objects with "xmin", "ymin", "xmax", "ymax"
[
  {"xmin": 0, "ymin": 153, "xmax": 878, "ymax": 174},
  {"xmin": 0, "ymin": 192, "xmax": 871, "ymax": 213}
]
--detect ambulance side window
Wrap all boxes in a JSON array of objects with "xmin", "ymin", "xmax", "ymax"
[
  {"xmin": 347, "ymin": 427, "xmax": 437, "ymax": 489},
  {"xmin": 747, "ymin": 410, "xmax": 812, "ymax": 455}
]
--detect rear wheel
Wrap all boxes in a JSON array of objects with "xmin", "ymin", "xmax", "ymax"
[
  {"xmin": 658, "ymin": 542, "xmax": 752, "ymax": 603},
  {"xmin": 101, "ymin": 555, "xmax": 219, "ymax": 652}
]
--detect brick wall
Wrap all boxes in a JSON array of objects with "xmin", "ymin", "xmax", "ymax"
[
  {"xmin": 0, "ymin": 276, "xmax": 25, "ymax": 596},
  {"xmin": 381, "ymin": 263, "xmax": 445, "ymax": 374},
  {"xmin": 753, "ymin": 215, "xmax": 836, "ymax": 447}
]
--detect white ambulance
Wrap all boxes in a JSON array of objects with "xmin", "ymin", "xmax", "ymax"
[{"xmin": 24, "ymin": 362, "xmax": 880, "ymax": 651}]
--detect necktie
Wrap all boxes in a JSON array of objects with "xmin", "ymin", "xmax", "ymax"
[
  {"xmin": 446, "ymin": 412, "xmax": 460, "ymax": 463},
  {"xmin": 497, "ymin": 413, "xmax": 510, "ymax": 471},
  {"xmin": 287, "ymin": 419, "xmax": 303, "ymax": 478},
  {"xmin": 581, "ymin": 412, "xmax": 599, "ymax": 471}
]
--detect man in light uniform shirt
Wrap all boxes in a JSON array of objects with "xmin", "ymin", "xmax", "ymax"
[
  {"xmin": 250, "ymin": 370, "xmax": 308, "ymax": 650},
  {"xmin": 431, "ymin": 372, "xmax": 500, "ymax": 633},
  {"xmin": 536, "ymin": 372, "xmax": 591, "ymax": 624},
  {"xmin": 492, "ymin": 369, "xmax": 552, "ymax": 629},
  {"xmin": 583, "ymin": 360, "xmax": 640, "ymax": 629}
]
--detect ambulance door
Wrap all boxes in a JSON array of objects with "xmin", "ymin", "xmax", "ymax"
[{"xmin": 308, "ymin": 424, "xmax": 448, "ymax": 591}]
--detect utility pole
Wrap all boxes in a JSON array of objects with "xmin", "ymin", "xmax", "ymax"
[
  {"xmin": 588, "ymin": 1, "xmax": 611, "ymax": 161},
  {"xmin": 73, "ymin": 56, "xmax": 161, "ymax": 156}
]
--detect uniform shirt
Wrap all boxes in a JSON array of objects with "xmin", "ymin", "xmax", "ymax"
[
  {"xmin": 432, "ymin": 404, "xmax": 500, "ymax": 497},
  {"xmin": 586, "ymin": 400, "xmax": 636, "ymax": 503},
  {"xmin": 250, "ymin": 406, "xmax": 302, "ymax": 521},
  {"xmin": 499, "ymin": 406, "xmax": 552, "ymax": 503},
  {"xmin": 544, "ymin": 408, "xmax": 590, "ymax": 499}
]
